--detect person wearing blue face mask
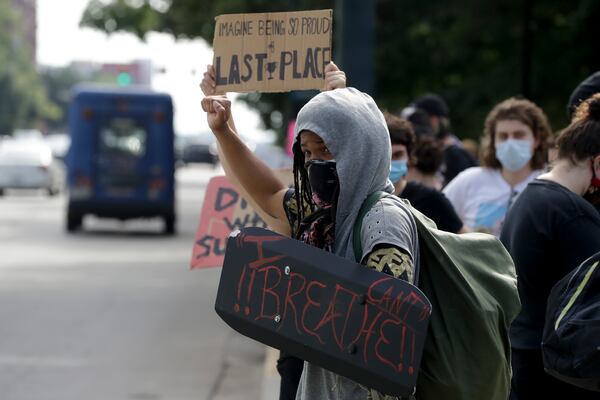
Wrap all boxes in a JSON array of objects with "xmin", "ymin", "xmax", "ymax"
[
  {"xmin": 389, "ymin": 157, "xmax": 408, "ymax": 183},
  {"xmin": 384, "ymin": 112, "xmax": 466, "ymax": 233},
  {"xmin": 443, "ymin": 98, "xmax": 552, "ymax": 237}
]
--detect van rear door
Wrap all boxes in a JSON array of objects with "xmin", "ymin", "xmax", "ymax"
[{"xmin": 94, "ymin": 116, "xmax": 150, "ymax": 200}]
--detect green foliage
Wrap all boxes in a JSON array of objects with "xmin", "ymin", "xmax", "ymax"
[
  {"xmin": 80, "ymin": 0, "xmax": 332, "ymax": 139},
  {"xmin": 0, "ymin": 0, "xmax": 59, "ymax": 135},
  {"xmin": 81, "ymin": 0, "xmax": 332, "ymax": 43},
  {"xmin": 375, "ymin": 0, "xmax": 600, "ymax": 138},
  {"xmin": 80, "ymin": 0, "xmax": 600, "ymax": 142},
  {"xmin": 81, "ymin": 0, "xmax": 164, "ymax": 39},
  {"xmin": 39, "ymin": 66, "xmax": 91, "ymax": 131}
]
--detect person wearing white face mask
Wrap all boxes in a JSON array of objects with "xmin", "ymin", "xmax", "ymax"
[{"xmin": 443, "ymin": 98, "xmax": 552, "ymax": 236}]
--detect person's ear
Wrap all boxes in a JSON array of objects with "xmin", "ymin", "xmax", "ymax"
[{"xmin": 593, "ymin": 155, "xmax": 600, "ymax": 176}]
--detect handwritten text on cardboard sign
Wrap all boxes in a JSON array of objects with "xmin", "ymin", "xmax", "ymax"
[{"xmin": 212, "ymin": 10, "xmax": 333, "ymax": 93}]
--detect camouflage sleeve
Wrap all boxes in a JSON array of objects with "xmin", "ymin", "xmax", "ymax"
[
  {"xmin": 361, "ymin": 245, "xmax": 415, "ymax": 285},
  {"xmin": 282, "ymin": 188, "xmax": 299, "ymax": 234},
  {"xmin": 366, "ymin": 390, "xmax": 415, "ymax": 400},
  {"xmin": 283, "ymin": 188, "xmax": 315, "ymax": 237}
]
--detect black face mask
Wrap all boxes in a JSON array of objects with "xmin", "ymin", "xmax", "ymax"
[
  {"xmin": 584, "ymin": 157, "xmax": 600, "ymax": 208},
  {"xmin": 306, "ymin": 160, "xmax": 339, "ymax": 209}
]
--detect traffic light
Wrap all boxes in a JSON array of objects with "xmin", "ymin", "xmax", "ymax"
[
  {"xmin": 99, "ymin": 62, "xmax": 146, "ymax": 86},
  {"xmin": 116, "ymin": 71, "xmax": 133, "ymax": 86}
]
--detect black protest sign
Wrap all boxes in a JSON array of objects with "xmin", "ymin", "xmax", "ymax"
[{"xmin": 215, "ymin": 227, "xmax": 432, "ymax": 397}]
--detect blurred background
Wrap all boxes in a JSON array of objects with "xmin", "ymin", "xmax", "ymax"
[{"xmin": 1, "ymin": 0, "xmax": 599, "ymax": 399}]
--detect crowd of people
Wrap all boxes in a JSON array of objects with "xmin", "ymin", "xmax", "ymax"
[{"xmin": 200, "ymin": 63, "xmax": 600, "ymax": 399}]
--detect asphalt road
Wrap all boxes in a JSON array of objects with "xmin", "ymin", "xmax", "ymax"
[{"xmin": 0, "ymin": 164, "xmax": 265, "ymax": 400}]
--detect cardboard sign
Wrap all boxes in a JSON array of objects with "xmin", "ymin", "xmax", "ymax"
[
  {"xmin": 215, "ymin": 227, "xmax": 432, "ymax": 397},
  {"xmin": 191, "ymin": 172, "xmax": 292, "ymax": 269},
  {"xmin": 212, "ymin": 9, "xmax": 333, "ymax": 93}
]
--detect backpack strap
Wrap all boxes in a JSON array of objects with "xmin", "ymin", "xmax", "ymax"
[{"xmin": 353, "ymin": 191, "xmax": 389, "ymax": 262}]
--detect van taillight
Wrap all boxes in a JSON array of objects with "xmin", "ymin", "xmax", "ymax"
[
  {"xmin": 82, "ymin": 107, "xmax": 93, "ymax": 120},
  {"xmin": 148, "ymin": 178, "xmax": 166, "ymax": 199},
  {"xmin": 75, "ymin": 174, "xmax": 91, "ymax": 187},
  {"xmin": 71, "ymin": 174, "xmax": 93, "ymax": 199},
  {"xmin": 149, "ymin": 179, "xmax": 166, "ymax": 190},
  {"xmin": 153, "ymin": 111, "xmax": 165, "ymax": 123}
]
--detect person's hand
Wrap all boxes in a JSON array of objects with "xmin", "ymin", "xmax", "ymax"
[
  {"xmin": 201, "ymin": 95, "xmax": 231, "ymax": 135},
  {"xmin": 322, "ymin": 61, "xmax": 346, "ymax": 91},
  {"xmin": 200, "ymin": 65, "xmax": 217, "ymax": 96}
]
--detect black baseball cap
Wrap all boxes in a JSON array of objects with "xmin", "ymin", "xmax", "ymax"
[
  {"xmin": 411, "ymin": 93, "xmax": 449, "ymax": 118},
  {"xmin": 567, "ymin": 71, "xmax": 600, "ymax": 118}
]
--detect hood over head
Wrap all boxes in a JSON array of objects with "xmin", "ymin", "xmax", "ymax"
[{"xmin": 294, "ymin": 87, "xmax": 394, "ymax": 259}]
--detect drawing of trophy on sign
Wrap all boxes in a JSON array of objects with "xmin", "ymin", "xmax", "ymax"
[{"xmin": 266, "ymin": 62, "xmax": 277, "ymax": 80}]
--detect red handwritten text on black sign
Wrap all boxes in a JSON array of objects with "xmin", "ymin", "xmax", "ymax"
[{"xmin": 233, "ymin": 233, "xmax": 430, "ymax": 376}]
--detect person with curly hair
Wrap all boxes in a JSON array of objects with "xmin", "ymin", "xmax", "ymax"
[
  {"xmin": 442, "ymin": 97, "xmax": 552, "ymax": 236},
  {"xmin": 500, "ymin": 94, "xmax": 600, "ymax": 400}
]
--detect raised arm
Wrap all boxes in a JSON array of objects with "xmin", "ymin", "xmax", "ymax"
[
  {"xmin": 199, "ymin": 62, "xmax": 347, "ymax": 236},
  {"xmin": 201, "ymin": 95, "xmax": 290, "ymax": 232},
  {"xmin": 200, "ymin": 65, "xmax": 291, "ymax": 235},
  {"xmin": 201, "ymin": 65, "xmax": 239, "ymax": 133}
]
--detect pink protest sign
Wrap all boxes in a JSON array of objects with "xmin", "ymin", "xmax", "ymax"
[{"xmin": 191, "ymin": 172, "xmax": 292, "ymax": 269}]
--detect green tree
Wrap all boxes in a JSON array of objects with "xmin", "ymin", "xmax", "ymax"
[
  {"xmin": 0, "ymin": 0, "xmax": 59, "ymax": 135},
  {"xmin": 80, "ymin": 0, "xmax": 332, "ymax": 143},
  {"xmin": 375, "ymin": 0, "xmax": 600, "ymax": 138},
  {"xmin": 39, "ymin": 66, "xmax": 91, "ymax": 132},
  {"xmin": 80, "ymin": 0, "xmax": 600, "ymax": 142}
]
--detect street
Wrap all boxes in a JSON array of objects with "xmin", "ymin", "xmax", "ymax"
[{"xmin": 0, "ymin": 164, "xmax": 265, "ymax": 400}]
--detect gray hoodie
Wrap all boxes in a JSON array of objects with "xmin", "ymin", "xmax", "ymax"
[{"xmin": 293, "ymin": 88, "xmax": 419, "ymax": 399}]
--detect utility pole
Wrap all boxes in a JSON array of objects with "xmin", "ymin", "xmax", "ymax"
[{"xmin": 335, "ymin": 0, "xmax": 375, "ymax": 95}]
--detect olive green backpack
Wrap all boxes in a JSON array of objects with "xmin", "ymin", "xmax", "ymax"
[{"xmin": 353, "ymin": 192, "xmax": 521, "ymax": 400}]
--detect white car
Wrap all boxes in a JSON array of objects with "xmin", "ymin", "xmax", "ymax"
[{"xmin": 0, "ymin": 139, "xmax": 63, "ymax": 196}]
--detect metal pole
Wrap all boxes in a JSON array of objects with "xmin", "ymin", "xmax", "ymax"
[{"xmin": 335, "ymin": 0, "xmax": 375, "ymax": 95}]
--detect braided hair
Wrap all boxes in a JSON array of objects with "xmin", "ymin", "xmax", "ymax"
[{"xmin": 292, "ymin": 140, "xmax": 315, "ymax": 239}]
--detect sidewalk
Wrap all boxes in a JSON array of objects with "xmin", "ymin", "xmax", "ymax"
[
  {"xmin": 210, "ymin": 333, "xmax": 267, "ymax": 400},
  {"xmin": 209, "ymin": 336, "xmax": 278, "ymax": 400},
  {"xmin": 260, "ymin": 347, "xmax": 280, "ymax": 400}
]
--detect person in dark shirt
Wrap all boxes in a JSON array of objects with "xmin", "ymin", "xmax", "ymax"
[
  {"xmin": 407, "ymin": 136, "xmax": 445, "ymax": 191},
  {"xmin": 384, "ymin": 112, "xmax": 466, "ymax": 233},
  {"xmin": 500, "ymin": 94, "xmax": 600, "ymax": 399},
  {"xmin": 567, "ymin": 70, "xmax": 600, "ymax": 214},
  {"xmin": 408, "ymin": 93, "xmax": 478, "ymax": 185}
]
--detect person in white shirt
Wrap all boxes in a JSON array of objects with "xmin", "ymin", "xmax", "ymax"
[{"xmin": 443, "ymin": 97, "xmax": 552, "ymax": 236}]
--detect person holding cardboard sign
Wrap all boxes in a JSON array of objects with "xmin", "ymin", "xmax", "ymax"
[
  {"xmin": 200, "ymin": 61, "xmax": 345, "ymax": 236},
  {"xmin": 201, "ymin": 65, "xmax": 420, "ymax": 400},
  {"xmin": 201, "ymin": 62, "xmax": 349, "ymax": 399}
]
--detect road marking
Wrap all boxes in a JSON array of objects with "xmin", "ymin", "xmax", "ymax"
[{"xmin": 0, "ymin": 355, "xmax": 88, "ymax": 368}]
